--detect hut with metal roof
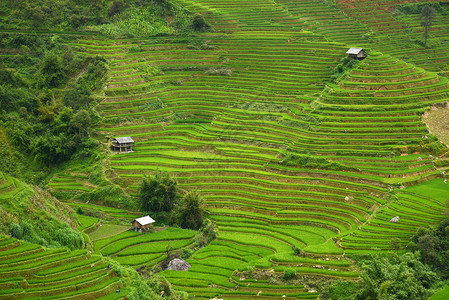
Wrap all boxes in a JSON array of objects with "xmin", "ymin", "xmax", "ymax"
[
  {"xmin": 111, "ymin": 136, "xmax": 135, "ymax": 153},
  {"xmin": 131, "ymin": 215, "xmax": 155, "ymax": 232},
  {"xmin": 346, "ymin": 48, "xmax": 366, "ymax": 60}
]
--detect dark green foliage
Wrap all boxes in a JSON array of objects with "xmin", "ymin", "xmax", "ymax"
[
  {"xmin": 292, "ymin": 245, "xmax": 305, "ymax": 256},
  {"xmin": 171, "ymin": 191, "xmax": 207, "ymax": 230},
  {"xmin": 181, "ymin": 248, "xmax": 194, "ymax": 260},
  {"xmin": 420, "ymin": 5, "xmax": 436, "ymax": 48},
  {"xmin": 283, "ymin": 268, "xmax": 297, "ymax": 280},
  {"xmin": 10, "ymin": 223, "xmax": 23, "ymax": 239},
  {"xmin": 36, "ymin": 52, "xmax": 67, "ymax": 88},
  {"xmin": 330, "ymin": 57, "xmax": 359, "ymax": 83},
  {"xmin": 395, "ymin": 3, "xmax": 445, "ymax": 16},
  {"xmin": 0, "ymin": 33, "xmax": 107, "ymax": 168},
  {"xmin": 131, "ymin": 269, "xmax": 189, "ymax": 300},
  {"xmin": 0, "ymin": 0, "xmax": 109, "ymax": 30},
  {"xmin": 391, "ymin": 238, "xmax": 401, "ymax": 254},
  {"xmin": 327, "ymin": 280, "xmax": 360, "ymax": 300},
  {"xmin": 192, "ymin": 13, "xmax": 210, "ymax": 31},
  {"xmin": 356, "ymin": 253, "xmax": 439, "ymax": 300},
  {"xmin": 139, "ymin": 171, "xmax": 179, "ymax": 213},
  {"xmin": 280, "ymin": 153, "xmax": 359, "ymax": 172},
  {"xmin": 192, "ymin": 219, "xmax": 217, "ymax": 248},
  {"xmin": 413, "ymin": 218, "xmax": 449, "ymax": 276},
  {"xmin": 128, "ymin": 279, "xmax": 160, "ymax": 300},
  {"xmin": 325, "ymin": 253, "xmax": 441, "ymax": 300}
]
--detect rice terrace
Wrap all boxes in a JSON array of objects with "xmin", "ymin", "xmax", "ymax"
[{"xmin": 1, "ymin": 0, "xmax": 449, "ymax": 299}]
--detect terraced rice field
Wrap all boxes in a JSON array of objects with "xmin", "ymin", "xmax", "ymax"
[
  {"xmin": 0, "ymin": 172, "xmax": 27, "ymax": 201},
  {"xmin": 65, "ymin": 1, "xmax": 449, "ymax": 295},
  {"xmin": 0, "ymin": 236, "xmax": 123, "ymax": 299},
  {"xmin": 91, "ymin": 227, "xmax": 195, "ymax": 267},
  {"xmin": 2, "ymin": 0, "xmax": 445, "ymax": 298}
]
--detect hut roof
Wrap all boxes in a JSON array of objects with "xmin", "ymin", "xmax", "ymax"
[
  {"xmin": 346, "ymin": 48, "xmax": 364, "ymax": 55},
  {"xmin": 112, "ymin": 137, "xmax": 134, "ymax": 144},
  {"xmin": 132, "ymin": 215, "xmax": 155, "ymax": 226}
]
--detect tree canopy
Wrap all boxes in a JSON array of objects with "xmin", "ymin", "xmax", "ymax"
[
  {"xmin": 139, "ymin": 171, "xmax": 179, "ymax": 213},
  {"xmin": 420, "ymin": 5, "xmax": 436, "ymax": 48},
  {"xmin": 171, "ymin": 191, "xmax": 207, "ymax": 230}
]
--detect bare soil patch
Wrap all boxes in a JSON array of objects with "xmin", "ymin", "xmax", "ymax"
[{"xmin": 423, "ymin": 103, "xmax": 449, "ymax": 147}]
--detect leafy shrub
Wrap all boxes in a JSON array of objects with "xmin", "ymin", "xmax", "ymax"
[
  {"xmin": 139, "ymin": 171, "xmax": 179, "ymax": 213},
  {"xmin": 280, "ymin": 153, "xmax": 359, "ymax": 172},
  {"xmin": 10, "ymin": 223, "xmax": 23, "ymax": 239},
  {"xmin": 330, "ymin": 57, "xmax": 359, "ymax": 83},
  {"xmin": 181, "ymin": 248, "xmax": 194, "ymax": 260},
  {"xmin": 171, "ymin": 191, "xmax": 206, "ymax": 230},
  {"xmin": 283, "ymin": 268, "xmax": 297, "ymax": 280},
  {"xmin": 193, "ymin": 13, "xmax": 210, "ymax": 31},
  {"xmin": 53, "ymin": 226, "xmax": 84, "ymax": 250}
]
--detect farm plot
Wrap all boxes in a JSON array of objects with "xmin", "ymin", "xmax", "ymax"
[
  {"xmin": 0, "ymin": 236, "xmax": 120, "ymax": 299},
  {"xmin": 48, "ymin": 173, "xmax": 96, "ymax": 199},
  {"xmin": 38, "ymin": 0, "xmax": 449, "ymax": 298},
  {"xmin": 93, "ymin": 227, "xmax": 195, "ymax": 267},
  {"xmin": 85, "ymin": 23, "xmax": 447, "ymax": 291}
]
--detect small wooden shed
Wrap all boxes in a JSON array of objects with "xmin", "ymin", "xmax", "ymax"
[
  {"xmin": 131, "ymin": 215, "xmax": 155, "ymax": 232},
  {"xmin": 346, "ymin": 48, "xmax": 366, "ymax": 60},
  {"xmin": 111, "ymin": 137, "xmax": 135, "ymax": 153}
]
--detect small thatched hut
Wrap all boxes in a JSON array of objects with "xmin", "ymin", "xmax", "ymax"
[
  {"xmin": 131, "ymin": 215, "xmax": 155, "ymax": 232},
  {"xmin": 346, "ymin": 48, "xmax": 366, "ymax": 60},
  {"xmin": 111, "ymin": 137, "xmax": 135, "ymax": 153}
]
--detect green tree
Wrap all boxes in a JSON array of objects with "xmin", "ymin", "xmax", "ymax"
[
  {"xmin": 356, "ymin": 253, "xmax": 439, "ymax": 300},
  {"xmin": 139, "ymin": 171, "xmax": 178, "ymax": 213},
  {"xmin": 36, "ymin": 52, "xmax": 67, "ymax": 88},
  {"xmin": 171, "ymin": 191, "xmax": 207, "ymax": 230},
  {"xmin": 192, "ymin": 13, "xmax": 209, "ymax": 31},
  {"xmin": 391, "ymin": 238, "xmax": 401, "ymax": 254},
  {"xmin": 417, "ymin": 234, "xmax": 439, "ymax": 265},
  {"xmin": 420, "ymin": 5, "xmax": 436, "ymax": 48}
]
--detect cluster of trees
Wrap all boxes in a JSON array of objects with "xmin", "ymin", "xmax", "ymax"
[
  {"xmin": 410, "ymin": 218, "xmax": 449, "ymax": 274},
  {"xmin": 324, "ymin": 210, "xmax": 449, "ymax": 299},
  {"xmin": 138, "ymin": 171, "xmax": 207, "ymax": 230},
  {"xmin": 1, "ymin": 0, "xmax": 123, "ymax": 30},
  {"xmin": 326, "ymin": 252, "xmax": 440, "ymax": 300},
  {"xmin": 0, "ymin": 33, "xmax": 108, "ymax": 171},
  {"xmin": 0, "ymin": 0, "xmax": 211, "ymax": 37}
]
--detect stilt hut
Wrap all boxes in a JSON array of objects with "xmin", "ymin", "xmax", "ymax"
[
  {"xmin": 111, "ymin": 137, "xmax": 135, "ymax": 153},
  {"xmin": 131, "ymin": 216, "xmax": 155, "ymax": 232},
  {"xmin": 346, "ymin": 48, "xmax": 366, "ymax": 60}
]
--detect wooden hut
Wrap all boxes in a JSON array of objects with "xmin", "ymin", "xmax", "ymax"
[
  {"xmin": 111, "ymin": 137, "xmax": 134, "ymax": 153},
  {"xmin": 346, "ymin": 48, "xmax": 366, "ymax": 60},
  {"xmin": 131, "ymin": 216, "xmax": 155, "ymax": 232}
]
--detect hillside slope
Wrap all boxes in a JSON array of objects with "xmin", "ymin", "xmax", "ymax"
[{"xmin": 1, "ymin": 0, "xmax": 449, "ymax": 299}]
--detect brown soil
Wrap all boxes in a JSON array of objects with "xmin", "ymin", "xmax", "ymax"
[{"xmin": 422, "ymin": 103, "xmax": 449, "ymax": 147}]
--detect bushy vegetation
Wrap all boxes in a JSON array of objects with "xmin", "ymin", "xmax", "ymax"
[
  {"xmin": 330, "ymin": 57, "xmax": 359, "ymax": 83},
  {"xmin": 0, "ymin": 174, "xmax": 83, "ymax": 249},
  {"xmin": 0, "ymin": 33, "xmax": 107, "ymax": 172},
  {"xmin": 139, "ymin": 172, "xmax": 208, "ymax": 230},
  {"xmin": 139, "ymin": 171, "xmax": 179, "ymax": 213},
  {"xmin": 129, "ymin": 269, "xmax": 189, "ymax": 300},
  {"xmin": 325, "ymin": 253, "xmax": 440, "ymax": 300},
  {"xmin": 171, "ymin": 191, "xmax": 207, "ymax": 230},
  {"xmin": 92, "ymin": 1, "xmax": 194, "ymax": 38},
  {"xmin": 410, "ymin": 218, "xmax": 449, "ymax": 277},
  {"xmin": 0, "ymin": 0, "xmax": 196, "ymax": 36},
  {"xmin": 280, "ymin": 152, "xmax": 359, "ymax": 172},
  {"xmin": 10, "ymin": 221, "xmax": 83, "ymax": 249}
]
